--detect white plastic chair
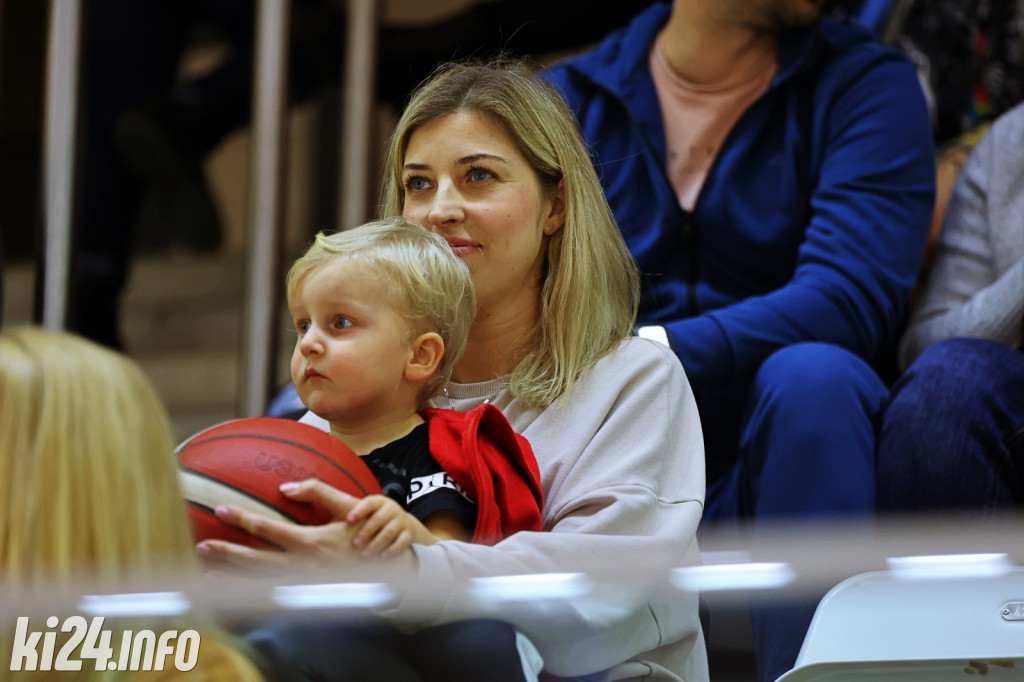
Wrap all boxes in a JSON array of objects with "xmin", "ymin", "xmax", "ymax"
[{"xmin": 776, "ymin": 567, "xmax": 1024, "ymax": 681}]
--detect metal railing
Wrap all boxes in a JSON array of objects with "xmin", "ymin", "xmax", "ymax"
[
  {"xmin": 39, "ymin": 0, "xmax": 378, "ymax": 417},
  {"xmin": 41, "ymin": 0, "xmax": 84, "ymax": 331}
]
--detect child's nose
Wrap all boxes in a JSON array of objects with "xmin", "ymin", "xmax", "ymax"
[{"xmin": 299, "ymin": 327, "xmax": 323, "ymax": 355}]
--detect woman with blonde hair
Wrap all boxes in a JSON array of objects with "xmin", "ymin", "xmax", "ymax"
[
  {"xmin": 0, "ymin": 326, "xmax": 264, "ymax": 681},
  {"xmin": 203, "ymin": 60, "xmax": 708, "ymax": 682},
  {"xmin": 379, "ymin": 61, "xmax": 640, "ymax": 409}
]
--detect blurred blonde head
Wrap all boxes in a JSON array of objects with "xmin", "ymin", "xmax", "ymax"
[
  {"xmin": 0, "ymin": 327, "xmax": 195, "ymax": 586},
  {"xmin": 381, "ymin": 60, "xmax": 640, "ymax": 408},
  {"xmin": 0, "ymin": 327, "xmax": 264, "ymax": 681},
  {"xmin": 287, "ymin": 217, "xmax": 476, "ymax": 402}
]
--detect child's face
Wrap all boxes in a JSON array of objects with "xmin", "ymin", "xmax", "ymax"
[{"xmin": 289, "ymin": 259, "xmax": 416, "ymax": 428}]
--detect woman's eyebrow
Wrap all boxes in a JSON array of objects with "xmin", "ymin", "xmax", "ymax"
[
  {"xmin": 458, "ymin": 153, "xmax": 507, "ymax": 165},
  {"xmin": 403, "ymin": 153, "xmax": 507, "ymax": 171}
]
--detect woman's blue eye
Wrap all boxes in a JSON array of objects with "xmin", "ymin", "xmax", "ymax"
[
  {"xmin": 405, "ymin": 176, "xmax": 430, "ymax": 191},
  {"xmin": 469, "ymin": 168, "xmax": 493, "ymax": 181}
]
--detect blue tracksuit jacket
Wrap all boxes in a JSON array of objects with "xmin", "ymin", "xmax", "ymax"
[{"xmin": 541, "ymin": 3, "xmax": 936, "ymax": 392}]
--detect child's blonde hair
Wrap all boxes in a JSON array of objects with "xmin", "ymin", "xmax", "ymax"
[{"xmin": 287, "ymin": 217, "xmax": 476, "ymax": 402}]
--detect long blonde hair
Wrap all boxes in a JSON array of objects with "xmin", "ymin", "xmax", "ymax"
[
  {"xmin": 381, "ymin": 60, "xmax": 640, "ymax": 408},
  {"xmin": 0, "ymin": 327, "xmax": 195, "ymax": 587},
  {"xmin": 287, "ymin": 218, "xmax": 476, "ymax": 402},
  {"xmin": 0, "ymin": 327, "xmax": 263, "ymax": 681}
]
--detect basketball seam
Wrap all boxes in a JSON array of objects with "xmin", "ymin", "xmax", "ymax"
[
  {"xmin": 185, "ymin": 501, "xmax": 287, "ymax": 552},
  {"xmin": 179, "ymin": 466, "xmax": 310, "ymax": 525},
  {"xmin": 180, "ymin": 432, "xmax": 372, "ymax": 495}
]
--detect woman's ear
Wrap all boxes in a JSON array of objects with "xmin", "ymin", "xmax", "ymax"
[
  {"xmin": 545, "ymin": 180, "xmax": 567, "ymax": 234},
  {"xmin": 405, "ymin": 332, "xmax": 445, "ymax": 383}
]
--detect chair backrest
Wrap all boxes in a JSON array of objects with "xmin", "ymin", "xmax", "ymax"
[
  {"xmin": 775, "ymin": 568, "xmax": 1024, "ymax": 680},
  {"xmin": 778, "ymin": 658, "xmax": 1024, "ymax": 681},
  {"xmin": 797, "ymin": 569, "xmax": 1024, "ymax": 665}
]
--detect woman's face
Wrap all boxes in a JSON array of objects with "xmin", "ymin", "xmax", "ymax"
[{"xmin": 400, "ymin": 111, "xmax": 564, "ymax": 319}]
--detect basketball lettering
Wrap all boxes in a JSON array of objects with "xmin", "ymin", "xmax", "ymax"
[{"xmin": 253, "ymin": 452, "xmax": 313, "ymax": 481}]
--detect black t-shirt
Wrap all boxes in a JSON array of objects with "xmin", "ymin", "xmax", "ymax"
[{"xmin": 362, "ymin": 422, "xmax": 477, "ymax": 530}]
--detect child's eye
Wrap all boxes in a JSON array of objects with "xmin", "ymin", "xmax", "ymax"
[
  {"xmin": 404, "ymin": 175, "xmax": 431, "ymax": 192},
  {"xmin": 468, "ymin": 166, "xmax": 494, "ymax": 182},
  {"xmin": 334, "ymin": 317, "xmax": 352, "ymax": 330},
  {"xmin": 295, "ymin": 320, "xmax": 310, "ymax": 334}
]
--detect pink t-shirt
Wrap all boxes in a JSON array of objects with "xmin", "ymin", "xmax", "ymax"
[{"xmin": 649, "ymin": 35, "xmax": 777, "ymax": 211}]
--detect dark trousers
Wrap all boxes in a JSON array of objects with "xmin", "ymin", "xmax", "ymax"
[
  {"xmin": 700, "ymin": 342, "xmax": 886, "ymax": 682},
  {"xmin": 245, "ymin": 617, "xmax": 535, "ymax": 682},
  {"xmin": 878, "ymin": 337, "xmax": 1024, "ymax": 512}
]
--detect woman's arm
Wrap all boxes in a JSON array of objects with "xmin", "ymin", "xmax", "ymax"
[
  {"xmin": 380, "ymin": 338, "xmax": 706, "ymax": 678},
  {"xmin": 899, "ymin": 117, "xmax": 1024, "ymax": 369}
]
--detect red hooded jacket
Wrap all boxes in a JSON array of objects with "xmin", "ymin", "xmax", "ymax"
[{"xmin": 421, "ymin": 404, "xmax": 544, "ymax": 544}]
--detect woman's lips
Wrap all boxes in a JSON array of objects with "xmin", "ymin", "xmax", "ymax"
[{"xmin": 444, "ymin": 236, "xmax": 481, "ymax": 256}]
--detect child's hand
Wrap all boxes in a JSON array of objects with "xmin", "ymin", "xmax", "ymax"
[{"xmin": 346, "ymin": 494, "xmax": 431, "ymax": 558}]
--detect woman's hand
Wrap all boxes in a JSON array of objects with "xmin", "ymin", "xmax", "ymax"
[{"xmin": 196, "ymin": 479, "xmax": 413, "ymax": 575}]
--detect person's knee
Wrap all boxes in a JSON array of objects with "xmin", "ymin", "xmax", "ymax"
[
  {"xmin": 905, "ymin": 336, "xmax": 989, "ymax": 379},
  {"xmin": 892, "ymin": 337, "xmax": 1024, "ymax": 416},
  {"xmin": 880, "ymin": 337, "xmax": 1024, "ymax": 511},
  {"xmin": 426, "ymin": 619, "xmax": 518, "ymax": 651},
  {"xmin": 739, "ymin": 343, "xmax": 882, "ymax": 516},
  {"xmin": 753, "ymin": 342, "xmax": 886, "ymax": 412},
  {"xmin": 887, "ymin": 337, "xmax": 1024, "ymax": 432},
  {"xmin": 244, "ymin": 620, "xmax": 420, "ymax": 682},
  {"xmin": 412, "ymin": 620, "xmax": 529, "ymax": 682},
  {"xmin": 885, "ymin": 339, "xmax": 959, "ymax": 420}
]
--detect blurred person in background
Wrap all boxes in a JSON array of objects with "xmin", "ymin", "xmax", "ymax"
[
  {"xmin": 877, "ymin": 101, "xmax": 1024, "ymax": 515},
  {"xmin": 0, "ymin": 326, "xmax": 266, "ymax": 681},
  {"xmin": 539, "ymin": 0, "xmax": 935, "ymax": 678}
]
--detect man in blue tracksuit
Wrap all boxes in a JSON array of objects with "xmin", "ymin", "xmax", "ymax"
[{"xmin": 541, "ymin": 1, "xmax": 935, "ymax": 679}]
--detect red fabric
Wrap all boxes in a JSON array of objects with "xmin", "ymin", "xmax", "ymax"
[{"xmin": 421, "ymin": 404, "xmax": 544, "ymax": 544}]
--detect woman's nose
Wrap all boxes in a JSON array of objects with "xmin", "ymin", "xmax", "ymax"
[{"xmin": 425, "ymin": 182, "xmax": 464, "ymax": 227}]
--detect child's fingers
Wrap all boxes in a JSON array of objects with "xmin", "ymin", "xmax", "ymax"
[
  {"xmin": 380, "ymin": 529, "xmax": 415, "ymax": 558},
  {"xmin": 362, "ymin": 521, "xmax": 410, "ymax": 558},
  {"xmin": 351, "ymin": 500, "xmax": 395, "ymax": 548},
  {"xmin": 346, "ymin": 495, "xmax": 386, "ymax": 524}
]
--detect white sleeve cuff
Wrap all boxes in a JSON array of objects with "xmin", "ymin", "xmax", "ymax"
[{"xmin": 637, "ymin": 325, "xmax": 670, "ymax": 347}]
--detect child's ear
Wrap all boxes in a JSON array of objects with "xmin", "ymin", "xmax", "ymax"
[{"xmin": 405, "ymin": 332, "xmax": 444, "ymax": 383}]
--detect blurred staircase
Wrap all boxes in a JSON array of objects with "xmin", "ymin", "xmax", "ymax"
[{"xmin": 1, "ymin": 252, "xmax": 294, "ymax": 444}]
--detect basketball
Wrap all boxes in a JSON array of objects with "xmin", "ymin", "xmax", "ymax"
[{"xmin": 177, "ymin": 417, "xmax": 382, "ymax": 550}]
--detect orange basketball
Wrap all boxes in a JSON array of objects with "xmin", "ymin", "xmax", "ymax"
[{"xmin": 177, "ymin": 417, "xmax": 381, "ymax": 550}]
